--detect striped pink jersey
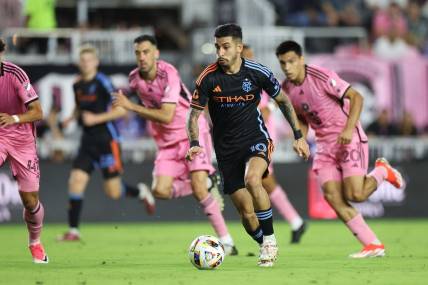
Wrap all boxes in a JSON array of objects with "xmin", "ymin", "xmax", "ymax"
[
  {"xmin": 129, "ymin": 60, "xmax": 209, "ymax": 147},
  {"xmin": 283, "ymin": 64, "xmax": 367, "ymax": 143},
  {"xmin": 0, "ymin": 61, "xmax": 38, "ymax": 140}
]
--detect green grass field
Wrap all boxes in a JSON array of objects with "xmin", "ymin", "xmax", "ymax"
[{"xmin": 1, "ymin": 220, "xmax": 427, "ymax": 285}]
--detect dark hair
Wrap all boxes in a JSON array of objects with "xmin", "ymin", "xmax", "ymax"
[
  {"xmin": 0, "ymin": 38, "xmax": 6, "ymax": 53},
  {"xmin": 275, "ymin": 40, "xmax": 302, "ymax": 56},
  {"xmin": 243, "ymin": 44, "xmax": 251, "ymax": 50},
  {"xmin": 214, "ymin": 23, "xmax": 242, "ymax": 41},
  {"xmin": 134, "ymin": 34, "xmax": 157, "ymax": 46}
]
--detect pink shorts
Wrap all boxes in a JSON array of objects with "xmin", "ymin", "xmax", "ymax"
[
  {"xmin": 0, "ymin": 138, "xmax": 40, "ymax": 192},
  {"xmin": 313, "ymin": 136, "xmax": 368, "ymax": 187},
  {"xmin": 153, "ymin": 132, "xmax": 215, "ymax": 180}
]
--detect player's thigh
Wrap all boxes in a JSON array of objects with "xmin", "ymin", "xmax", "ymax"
[
  {"xmin": 103, "ymin": 176, "xmax": 122, "ymax": 200},
  {"xmin": 343, "ymin": 175, "xmax": 365, "ymax": 201},
  {"xmin": 245, "ymin": 139, "xmax": 274, "ymax": 185},
  {"xmin": 244, "ymin": 156, "xmax": 268, "ymax": 188},
  {"xmin": 230, "ymin": 188, "xmax": 256, "ymax": 218},
  {"xmin": 8, "ymin": 142, "xmax": 40, "ymax": 192},
  {"xmin": 152, "ymin": 175, "xmax": 174, "ymax": 196},
  {"xmin": 68, "ymin": 169, "xmax": 90, "ymax": 194}
]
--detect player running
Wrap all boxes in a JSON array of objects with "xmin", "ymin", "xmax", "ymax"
[
  {"xmin": 242, "ymin": 44, "xmax": 306, "ymax": 244},
  {"xmin": 112, "ymin": 35, "xmax": 238, "ymax": 255},
  {"xmin": 186, "ymin": 24, "xmax": 310, "ymax": 267},
  {"xmin": 0, "ymin": 38, "xmax": 48, "ymax": 263},
  {"xmin": 275, "ymin": 40, "xmax": 404, "ymax": 258},
  {"xmin": 58, "ymin": 45, "xmax": 154, "ymax": 241}
]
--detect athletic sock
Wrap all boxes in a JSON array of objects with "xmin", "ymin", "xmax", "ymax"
[
  {"xmin": 23, "ymin": 201, "xmax": 45, "ymax": 245},
  {"xmin": 68, "ymin": 195, "xmax": 83, "ymax": 229},
  {"xmin": 255, "ymin": 208, "xmax": 274, "ymax": 236},
  {"xmin": 245, "ymin": 226, "xmax": 263, "ymax": 244},
  {"xmin": 345, "ymin": 213, "xmax": 380, "ymax": 246},
  {"xmin": 200, "ymin": 194, "xmax": 229, "ymax": 237},
  {"xmin": 121, "ymin": 181, "xmax": 139, "ymax": 198}
]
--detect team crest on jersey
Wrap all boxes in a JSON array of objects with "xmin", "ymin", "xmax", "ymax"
[
  {"xmin": 23, "ymin": 82, "xmax": 31, "ymax": 91},
  {"xmin": 242, "ymin": 79, "xmax": 252, "ymax": 93}
]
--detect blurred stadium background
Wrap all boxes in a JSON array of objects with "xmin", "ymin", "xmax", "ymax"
[{"xmin": 0, "ymin": 1, "xmax": 428, "ymax": 282}]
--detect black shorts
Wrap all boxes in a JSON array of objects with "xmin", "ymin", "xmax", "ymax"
[
  {"xmin": 72, "ymin": 136, "xmax": 123, "ymax": 179},
  {"xmin": 217, "ymin": 139, "xmax": 274, "ymax": 195}
]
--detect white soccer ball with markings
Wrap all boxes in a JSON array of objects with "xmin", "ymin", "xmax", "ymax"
[{"xmin": 188, "ymin": 235, "xmax": 225, "ymax": 270}]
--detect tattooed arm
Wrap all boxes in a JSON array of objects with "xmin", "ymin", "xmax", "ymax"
[
  {"xmin": 186, "ymin": 108, "xmax": 204, "ymax": 161},
  {"xmin": 274, "ymin": 90, "xmax": 310, "ymax": 160}
]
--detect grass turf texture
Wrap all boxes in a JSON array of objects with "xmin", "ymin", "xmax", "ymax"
[{"xmin": 1, "ymin": 220, "xmax": 427, "ymax": 285}]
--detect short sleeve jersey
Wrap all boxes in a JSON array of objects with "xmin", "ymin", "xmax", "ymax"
[
  {"xmin": 129, "ymin": 60, "xmax": 209, "ymax": 148},
  {"xmin": 283, "ymin": 64, "xmax": 367, "ymax": 144},
  {"xmin": 191, "ymin": 59, "xmax": 281, "ymax": 160},
  {"xmin": 73, "ymin": 72, "xmax": 120, "ymax": 140},
  {"xmin": 0, "ymin": 61, "xmax": 38, "ymax": 141}
]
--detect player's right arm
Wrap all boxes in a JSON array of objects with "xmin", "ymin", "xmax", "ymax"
[
  {"xmin": 186, "ymin": 68, "xmax": 211, "ymax": 161},
  {"xmin": 0, "ymin": 100, "xmax": 43, "ymax": 126},
  {"xmin": 112, "ymin": 90, "xmax": 176, "ymax": 124}
]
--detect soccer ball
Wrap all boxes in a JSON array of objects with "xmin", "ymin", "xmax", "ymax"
[{"xmin": 188, "ymin": 235, "xmax": 225, "ymax": 270}]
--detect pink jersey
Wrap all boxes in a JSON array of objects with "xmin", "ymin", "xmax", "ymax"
[
  {"xmin": 258, "ymin": 91, "xmax": 276, "ymax": 142},
  {"xmin": 283, "ymin": 64, "xmax": 367, "ymax": 144},
  {"xmin": 129, "ymin": 60, "xmax": 209, "ymax": 148},
  {"xmin": 0, "ymin": 61, "xmax": 38, "ymax": 141}
]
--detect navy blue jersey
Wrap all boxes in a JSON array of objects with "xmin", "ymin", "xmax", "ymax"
[
  {"xmin": 191, "ymin": 59, "xmax": 280, "ymax": 160},
  {"xmin": 73, "ymin": 72, "xmax": 119, "ymax": 140}
]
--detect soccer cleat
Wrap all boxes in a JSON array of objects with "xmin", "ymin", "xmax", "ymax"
[
  {"xmin": 258, "ymin": 242, "xmax": 278, "ymax": 267},
  {"xmin": 223, "ymin": 244, "xmax": 239, "ymax": 256},
  {"xmin": 291, "ymin": 222, "xmax": 307, "ymax": 244},
  {"xmin": 57, "ymin": 231, "xmax": 80, "ymax": 242},
  {"xmin": 29, "ymin": 243, "xmax": 49, "ymax": 264},
  {"xmin": 375, "ymin": 158, "xmax": 404, "ymax": 188},
  {"xmin": 208, "ymin": 172, "xmax": 225, "ymax": 211},
  {"xmin": 349, "ymin": 244, "xmax": 385, "ymax": 258},
  {"xmin": 138, "ymin": 183, "xmax": 156, "ymax": 215}
]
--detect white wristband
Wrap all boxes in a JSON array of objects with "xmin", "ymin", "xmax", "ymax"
[{"xmin": 12, "ymin": 115, "xmax": 20, "ymax": 123}]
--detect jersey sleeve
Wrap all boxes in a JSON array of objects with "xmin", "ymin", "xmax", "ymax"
[
  {"xmin": 258, "ymin": 67, "xmax": 281, "ymax": 99},
  {"xmin": 161, "ymin": 67, "xmax": 181, "ymax": 104},
  {"xmin": 97, "ymin": 74, "xmax": 116, "ymax": 102},
  {"xmin": 11, "ymin": 68, "xmax": 38, "ymax": 105},
  {"xmin": 323, "ymin": 70, "xmax": 351, "ymax": 101},
  {"xmin": 191, "ymin": 75, "xmax": 210, "ymax": 110}
]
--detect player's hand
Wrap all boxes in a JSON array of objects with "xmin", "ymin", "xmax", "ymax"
[
  {"xmin": 186, "ymin": 146, "xmax": 203, "ymax": 161},
  {"xmin": 337, "ymin": 128, "xmax": 353, "ymax": 144},
  {"xmin": 293, "ymin": 137, "xmax": 310, "ymax": 161},
  {"xmin": 0, "ymin": 113, "xmax": 16, "ymax": 127},
  {"xmin": 112, "ymin": 90, "xmax": 132, "ymax": 110},
  {"xmin": 81, "ymin": 111, "xmax": 99, "ymax": 127},
  {"xmin": 61, "ymin": 116, "xmax": 74, "ymax": 129}
]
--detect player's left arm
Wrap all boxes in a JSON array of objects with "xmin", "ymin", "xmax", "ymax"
[
  {"xmin": 0, "ymin": 99, "xmax": 43, "ymax": 126},
  {"xmin": 338, "ymin": 87, "xmax": 363, "ymax": 144}
]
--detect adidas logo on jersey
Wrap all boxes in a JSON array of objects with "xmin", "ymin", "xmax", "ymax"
[{"xmin": 213, "ymin": 85, "xmax": 222, "ymax": 93}]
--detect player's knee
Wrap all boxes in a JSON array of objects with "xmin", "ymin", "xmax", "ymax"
[
  {"xmin": 344, "ymin": 190, "xmax": 365, "ymax": 203},
  {"xmin": 152, "ymin": 185, "xmax": 172, "ymax": 199},
  {"xmin": 244, "ymin": 173, "xmax": 262, "ymax": 191},
  {"xmin": 68, "ymin": 172, "xmax": 86, "ymax": 190},
  {"xmin": 21, "ymin": 196, "xmax": 38, "ymax": 210},
  {"xmin": 106, "ymin": 189, "xmax": 121, "ymax": 200}
]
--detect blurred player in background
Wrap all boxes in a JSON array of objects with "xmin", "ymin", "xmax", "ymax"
[
  {"xmin": 276, "ymin": 40, "xmax": 404, "ymax": 258},
  {"xmin": 113, "ymin": 35, "xmax": 238, "ymax": 255},
  {"xmin": 187, "ymin": 24, "xmax": 310, "ymax": 267},
  {"xmin": 242, "ymin": 44, "xmax": 306, "ymax": 244},
  {"xmin": 0, "ymin": 38, "xmax": 48, "ymax": 263},
  {"xmin": 58, "ymin": 45, "xmax": 155, "ymax": 241}
]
